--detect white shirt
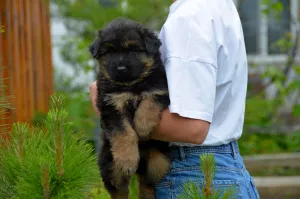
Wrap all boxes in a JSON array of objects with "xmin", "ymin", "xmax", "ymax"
[{"xmin": 159, "ymin": 0, "xmax": 248, "ymax": 146}]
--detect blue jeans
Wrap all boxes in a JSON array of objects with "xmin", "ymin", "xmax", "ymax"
[{"xmin": 154, "ymin": 141, "xmax": 260, "ymax": 199}]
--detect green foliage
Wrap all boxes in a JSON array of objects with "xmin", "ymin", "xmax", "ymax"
[
  {"xmin": 88, "ymin": 180, "xmax": 111, "ymax": 199},
  {"xmin": 292, "ymin": 104, "xmax": 300, "ymax": 117},
  {"xmin": 178, "ymin": 154, "xmax": 236, "ymax": 199},
  {"xmin": 244, "ymin": 96, "xmax": 275, "ymax": 127},
  {"xmin": 55, "ymin": 91, "xmax": 96, "ymax": 138},
  {"xmin": 271, "ymin": 32, "xmax": 293, "ymax": 53},
  {"xmin": 252, "ymin": 167, "xmax": 300, "ymax": 177},
  {"xmin": 89, "ymin": 174, "xmax": 139, "ymax": 199},
  {"xmin": 261, "ymin": 0, "xmax": 284, "ymax": 18},
  {"xmin": 200, "ymin": 153, "xmax": 217, "ymax": 196},
  {"xmin": 0, "ymin": 94, "xmax": 100, "ymax": 199},
  {"xmin": 128, "ymin": 175, "xmax": 139, "ymax": 199},
  {"xmin": 238, "ymin": 132, "xmax": 300, "ymax": 155}
]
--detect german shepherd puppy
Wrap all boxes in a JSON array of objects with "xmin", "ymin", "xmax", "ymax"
[{"xmin": 89, "ymin": 17, "xmax": 172, "ymax": 199}]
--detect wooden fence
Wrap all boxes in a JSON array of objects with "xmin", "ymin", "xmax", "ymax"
[{"xmin": 0, "ymin": 0, "xmax": 53, "ymax": 133}]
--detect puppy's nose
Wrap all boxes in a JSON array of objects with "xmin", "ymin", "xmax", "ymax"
[{"xmin": 117, "ymin": 66, "xmax": 126, "ymax": 71}]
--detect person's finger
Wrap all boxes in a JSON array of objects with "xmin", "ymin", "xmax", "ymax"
[{"xmin": 89, "ymin": 81, "xmax": 100, "ymax": 115}]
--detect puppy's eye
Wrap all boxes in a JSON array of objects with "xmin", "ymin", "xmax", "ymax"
[
  {"xmin": 107, "ymin": 47, "xmax": 115, "ymax": 52},
  {"xmin": 101, "ymin": 43, "xmax": 116, "ymax": 54},
  {"xmin": 100, "ymin": 47, "xmax": 115, "ymax": 55},
  {"xmin": 128, "ymin": 46, "xmax": 143, "ymax": 52},
  {"xmin": 130, "ymin": 47, "xmax": 137, "ymax": 52}
]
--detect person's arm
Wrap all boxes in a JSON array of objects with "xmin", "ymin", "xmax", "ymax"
[{"xmin": 150, "ymin": 108, "xmax": 210, "ymax": 144}]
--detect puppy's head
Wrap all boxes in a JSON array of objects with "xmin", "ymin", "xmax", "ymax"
[{"xmin": 89, "ymin": 17, "xmax": 161, "ymax": 84}]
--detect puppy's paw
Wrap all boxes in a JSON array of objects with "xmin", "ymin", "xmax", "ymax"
[
  {"xmin": 114, "ymin": 153, "xmax": 139, "ymax": 176},
  {"xmin": 134, "ymin": 99, "xmax": 162, "ymax": 141},
  {"xmin": 111, "ymin": 144, "xmax": 140, "ymax": 186}
]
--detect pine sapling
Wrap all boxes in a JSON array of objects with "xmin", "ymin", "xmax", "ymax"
[
  {"xmin": 178, "ymin": 153, "xmax": 237, "ymax": 199},
  {"xmin": 0, "ymin": 93, "xmax": 100, "ymax": 199}
]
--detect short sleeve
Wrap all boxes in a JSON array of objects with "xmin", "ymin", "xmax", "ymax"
[{"xmin": 160, "ymin": 13, "xmax": 218, "ymax": 123}]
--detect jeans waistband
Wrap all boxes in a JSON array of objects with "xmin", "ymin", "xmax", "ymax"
[{"xmin": 171, "ymin": 141, "xmax": 239, "ymax": 160}]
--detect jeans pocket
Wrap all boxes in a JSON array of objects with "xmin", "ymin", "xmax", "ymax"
[
  {"xmin": 249, "ymin": 177, "xmax": 260, "ymax": 199},
  {"xmin": 174, "ymin": 180, "xmax": 242, "ymax": 199}
]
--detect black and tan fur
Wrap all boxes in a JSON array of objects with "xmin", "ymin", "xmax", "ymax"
[{"xmin": 89, "ymin": 18, "xmax": 172, "ymax": 199}]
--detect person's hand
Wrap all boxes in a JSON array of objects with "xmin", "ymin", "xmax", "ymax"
[{"xmin": 89, "ymin": 81, "xmax": 100, "ymax": 115}]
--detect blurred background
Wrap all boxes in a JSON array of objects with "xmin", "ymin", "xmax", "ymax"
[{"xmin": 0, "ymin": 0, "xmax": 300, "ymax": 198}]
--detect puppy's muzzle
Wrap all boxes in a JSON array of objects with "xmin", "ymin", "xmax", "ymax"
[{"xmin": 117, "ymin": 66, "xmax": 127, "ymax": 71}]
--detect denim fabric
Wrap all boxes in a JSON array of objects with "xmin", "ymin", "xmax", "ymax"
[{"xmin": 154, "ymin": 141, "xmax": 260, "ymax": 199}]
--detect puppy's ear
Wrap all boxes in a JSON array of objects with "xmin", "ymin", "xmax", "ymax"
[
  {"xmin": 139, "ymin": 27, "xmax": 161, "ymax": 54},
  {"xmin": 89, "ymin": 30, "xmax": 102, "ymax": 59}
]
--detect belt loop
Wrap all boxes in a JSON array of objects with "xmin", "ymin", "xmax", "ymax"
[
  {"xmin": 179, "ymin": 147, "xmax": 186, "ymax": 161},
  {"xmin": 231, "ymin": 141, "xmax": 237, "ymax": 160}
]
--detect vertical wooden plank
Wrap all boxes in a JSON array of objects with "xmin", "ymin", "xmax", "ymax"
[
  {"xmin": 0, "ymin": 0, "xmax": 6, "ymax": 134},
  {"xmin": 40, "ymin": 0, "xmax": 50, "ymax": 111},
  {"xmin": 11, "ymin": 0, "xmax": 21, "ymax": 123},
  {"xmin": 46, "ymin": 0, "xmax": 54, "ymax": 106},
  {"xmin": 18, "ymin": 0, "xmax": 26, "ymax": 122},
  {"xmin": 32, "ymin": 0, "xmax": 45, "ymax": 113},
  {"xmin": 0, "ymin": 1, "xmax": 4, "ymax": 130},
  {"xmin": 44, "ymin": 0, "xmax": 53, "ymax": 110},
  {"xmin": 25, "ymin": 0, "xmax": 34, "ymax": 121},
  {"xmin": 0, "ymin": 0, "xmax": 13, "ymax": 135},
  {"xmin": 7, "ymin": 0, "xmax": 14, "ymax": 124}
]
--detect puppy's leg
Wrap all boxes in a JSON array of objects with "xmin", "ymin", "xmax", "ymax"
[
  {"xmin": 99, "ymin": 135, "xmax": 130, "ymax": 199},
  {"xmin": 134, "ymin": 98, "xmax": 163, "ymax": 140},
  {"xmin": 138, "ymin": 174, "xmax": 155, "ymax": 199},
  {"xmin": 110, "ymin": 119, "xmax": 140, "ymax": 187}
]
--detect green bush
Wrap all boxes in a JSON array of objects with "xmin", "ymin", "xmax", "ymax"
[{"xmin": 238, "ymin": 132, "xmax": 300, "ymax": 155}]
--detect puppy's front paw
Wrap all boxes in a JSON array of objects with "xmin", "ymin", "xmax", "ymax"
[
  {"xmin": 134, "ymin": 99, "xmax": 162, "ymax": 141},
  {"xmin": 114, "ymin": 151, "xmax": 139, "ymax": 176},
  {"xmin": 111, "ymin": 145, "xmax": 139, "ymax": 187}
]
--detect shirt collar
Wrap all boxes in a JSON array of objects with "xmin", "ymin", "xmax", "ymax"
[{"xmin": 169, "ymin": 0, "xmax": 185, "ymax": 13}]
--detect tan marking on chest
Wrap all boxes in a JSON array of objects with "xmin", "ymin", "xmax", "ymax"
[
  {"xmin": 103, "ymin": 92, "xmax": 138, "ymax": 112},
  {"xmin": 103, "ymin": 90, "xmax": 168, "ymax": 112},
  {"xmin": 141, "ymin": 90, "xmax": 168, "ymax": 99}
]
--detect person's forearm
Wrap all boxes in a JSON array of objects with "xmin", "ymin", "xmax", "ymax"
[{"xmin": 150, "ymin": 108, "xmax": 209, "ymax": 144}]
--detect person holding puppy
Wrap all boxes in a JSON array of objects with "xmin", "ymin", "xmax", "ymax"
[{"xmin": 89, "ymin": 0, "xmax": 260, "ymax": 198}]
